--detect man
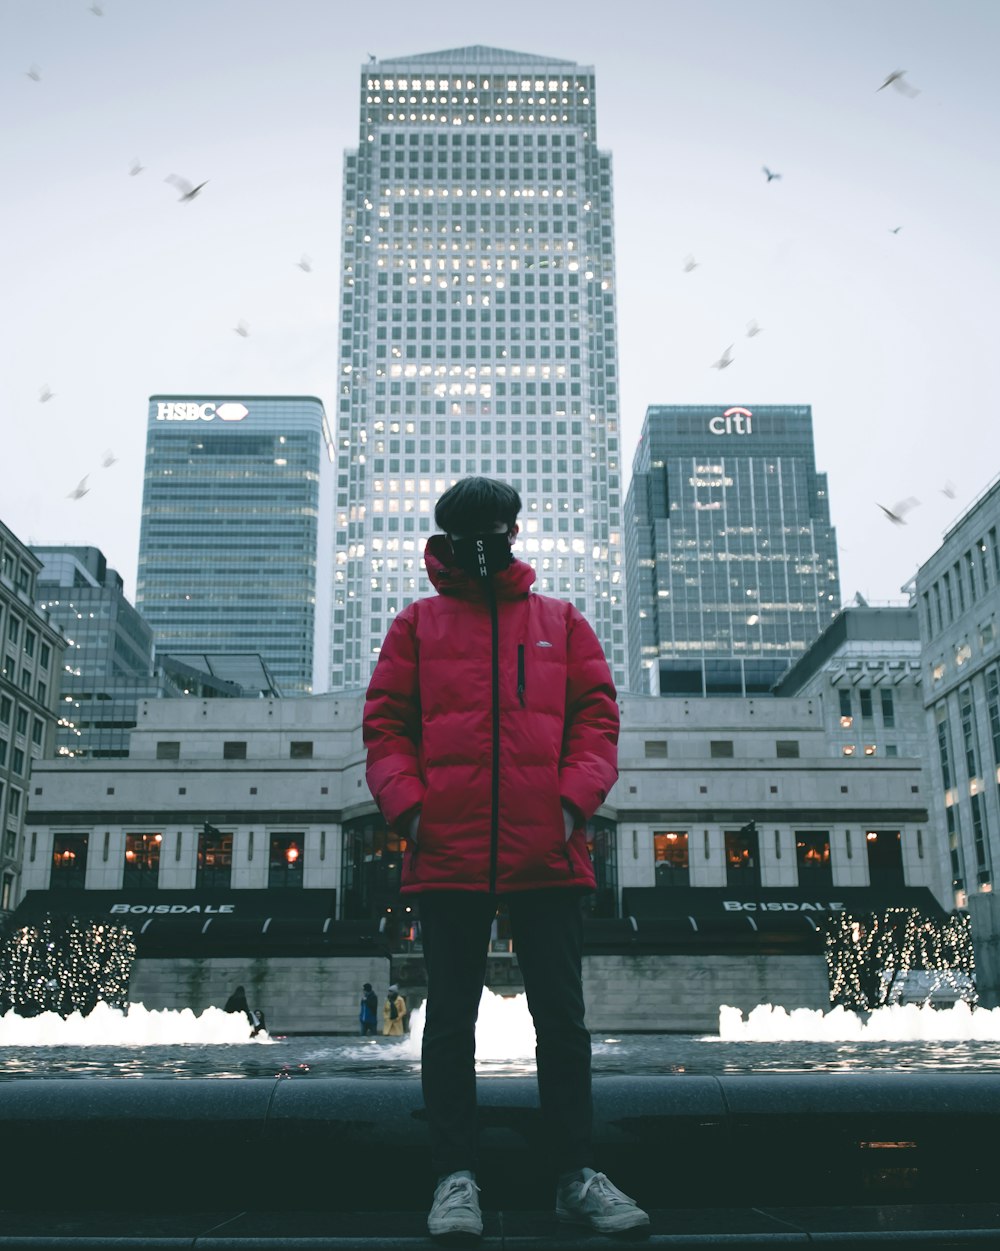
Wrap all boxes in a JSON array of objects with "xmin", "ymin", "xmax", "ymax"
[
  {"xmin": 364, "ymin": 477, "xmax": 649, "ymax": 1242},
  {"xmin": 359, "ymin": 982, "xmax": 378, "ymax": 1036}
]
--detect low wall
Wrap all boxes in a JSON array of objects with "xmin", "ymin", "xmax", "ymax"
[
  {"xmin": 969, "ymin": 893, "xmax": 1000, "ymax": 1008},
  {"xmin": 583, "ymin": 953, "xmax": 830, "ymax": 1031},
  {"xmin": 128, "ymin": 955, "xmax": 390, "ymax": 1033},
  {"xmin": 126, "ymin": 951, "xmax": 828, "ymax": 1034},
  {"xmin": 2, "ymin": 1074, "xmax": 999, "ymax": 1213}
]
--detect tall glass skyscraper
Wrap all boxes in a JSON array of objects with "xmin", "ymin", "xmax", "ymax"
[
  {"xmin": 137, "ymin": 396, "xmax": 332, "ymax": 695},
  {"xmin": 331, "ymin": 46, "xmax": 625, "ymax": 691},
  {"xmin": 624, "ymin": 405, "xmax": 841, "ymax": 696}
]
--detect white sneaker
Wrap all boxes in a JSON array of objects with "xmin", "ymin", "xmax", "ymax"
[
  {"xmin": 427, "ymin": 1170, "xmax": 483, "ymax": 1244},
  {"xmin": 556, "ymin": 1168, "xmax": 650, "ymax": 1234}
]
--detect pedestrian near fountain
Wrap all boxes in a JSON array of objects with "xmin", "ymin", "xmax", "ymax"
[
  {"xmin": 359, "ymin": 982, "xmax": 378, "ymax": 1036},
  {"xmin": 383, "ymin": 983, "xmax": 407, "ymax": 1037},
  {"xmin": 364, "ymin": 477, "xmax": 650, "ymax": 1243}
]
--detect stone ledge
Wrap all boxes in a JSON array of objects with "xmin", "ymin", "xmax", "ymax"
[{"xmin": 0, "ymin": 1205, "xmax": 999, "ymax": 1248}]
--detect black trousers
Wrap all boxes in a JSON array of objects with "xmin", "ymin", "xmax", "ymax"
[{"xmin": 417, "ymin": 889, "xmax": 593, "ymax": 1179}]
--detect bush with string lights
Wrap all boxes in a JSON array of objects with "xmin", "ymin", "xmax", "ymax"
[
  {"xmin": 0, "ymin": 914, "xmax": 137, "ymax": 1019},
  {"xmin": 824, "ymin": 906, "xmax": 977, "ymax": 1012}
]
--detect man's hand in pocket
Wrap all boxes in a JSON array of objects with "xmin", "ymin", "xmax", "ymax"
[
  {"xmin": 562, "ymin": 804, "xmax": 576, "ymax": 841},
  {"xmin": 406, "ymin": 810, "xmax": 421, "ymax": 845}
]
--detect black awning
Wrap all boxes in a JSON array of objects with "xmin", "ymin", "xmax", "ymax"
[
  {"xmin": 8, "ymin": 890, "xmax": 388, "ymax": 958},
  {"xmin": 13, "ymin": 888, "xmax": 336, "ymax": 924},
  {"xmin": 623, "ymin": 886, "xmax": 949, "ymax": 924},
  {"xmin": 602, "ymin": 886, "xmax": 951, "ymax": 956}
]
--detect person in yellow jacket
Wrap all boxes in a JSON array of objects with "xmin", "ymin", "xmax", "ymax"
[{"xmin": 383, "ymin": 984, "xmax": 407, "ymax": 1036}]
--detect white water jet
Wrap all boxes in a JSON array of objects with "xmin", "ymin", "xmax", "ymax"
[
  {"xmin": 0, "ymin": 1001, "xmax": 268, "ymax": 1046},
  {"xmin": 719, "ymin": 1000, "xmax": 1000, "ymax": 1042},
  {"xmin": 390, "ymin": 988, "xmax": 538, "ymax": 1063}
]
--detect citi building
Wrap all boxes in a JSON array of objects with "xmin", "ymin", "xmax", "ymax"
[
  {"xmin": 137, "ymin": 396, "xmax": 332, "ymax": 695},
  {"xmin": 624, "ymin": 405, "xmax": 841, "ymax": 696},
  {"xmin": 330, "ymin": 46, "xmax": 625, "ymax": 691}
]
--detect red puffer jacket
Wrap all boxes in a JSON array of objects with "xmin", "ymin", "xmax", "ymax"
[{"xmin": 364, "ymin": 535, "xmax": 619, "ymax": 895}]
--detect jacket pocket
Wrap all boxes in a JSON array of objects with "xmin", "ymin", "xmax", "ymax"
[{"xmin": 517, "ymin": 643, "xmax": 526, "ymax": 707}]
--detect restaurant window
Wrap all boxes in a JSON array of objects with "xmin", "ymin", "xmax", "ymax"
[
  {"xmin": 290, "ymin": 741, "xmax": 314, "ymax": 759},
  {"xmin": 51, "ymin": 833, "xmax": 88, "ymax": 890},
  {"xmin": 654, "ymin": 831, "xmax": 689, "ymax": 888},
  {"xmin": 866, "ymin": 830, "xmax": 904, "ymax": 890},
  {"xmin": 796, "ymin": 831, "xmax": 832, "ymax": 888},
  {"xmin": 710, "ymin": 740, "xmax": 734, "ymax": 758},
  {"xmin": 156, "ymin": 741, "xmax": 180, "ymax": 760},
  {"xmin": 269, "ymin": 834, "xmax": 304, "ymax": 889},
  {"xmin": 584, "ymin": 815, "xmax": 618, "ymax": 917},
  {"xmin": 776, "ymin": 740, "xmax": 799, "ymax": 758},
  {"xmin": 340, "ymin": 816, "xmax": 407, "ymax": 926},
  {"xmin": 196, "ymin": 824, "xmax": 232, "ymax": 889},
  {"xmin": 725, "ymin": 825, "xmax": 760, "ymax": 888},
  {"xmin": 223, "ymin": 741, "xmax": 247, "ymax": 760},
  {"xmin": 124, "ymin": 833, "xmax": 161, "ymax": 886}
]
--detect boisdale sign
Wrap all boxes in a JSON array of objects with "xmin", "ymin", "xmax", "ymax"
[
  {"xmin": 724, "ymin": 899, "xmax": 844, "ymax": 913},
  {"xmin": 156, "ymin": 401, "xmax": 249, "ymax": 422},
  {"xmin": 110, "ymin": 903, "xmax": 234, "ymax": 916}
]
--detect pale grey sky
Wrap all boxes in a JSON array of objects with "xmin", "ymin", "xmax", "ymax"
[{"xmin": 2, "ymin": 0, "xmax": 998, "ymax": 605}]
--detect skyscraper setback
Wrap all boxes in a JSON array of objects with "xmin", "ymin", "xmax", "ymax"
[
  {"xmin": 624, "ymin": 405, "xmax": 841, "ymax": 697},
  {"xmin": 331, "ymin": 46, "xmax": 625, "ymax": 691}
]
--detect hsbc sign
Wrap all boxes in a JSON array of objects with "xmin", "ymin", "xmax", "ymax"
[{"xmin": 156, "ymin": 401, "xmax": 249, "ymax": 423}]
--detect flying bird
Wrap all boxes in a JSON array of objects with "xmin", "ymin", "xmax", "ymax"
[
  {"xmin": 746, "ymin": 319, "xmax": 763, "ymax": 338},
  {"xmin": 297, "ymin": 255, "xmax": 313, "ymax": 272},
  {"xmin": 166, "ymin": 174, "xmax": 208, "ymax": 202},
  {"xmin": 876, "ymin": 497, "xmax": 920, "ymax": 525},
  {"xmin": 762, "ymin": 166, "xmax": 782, "ymax": 182},
  {"xmin": 38, "ymin": 385, "xmax": 55, "ymax": 403},
  {"xmin": 368, "ymin": 53, "xmax": 377, "ymax": 64},
  {"xmin": 682, "ymin": 254, "xmax": 699, "ymax": 273},
  {"xmin": 67, "ymin": 476, "xmax": 90, "ymax": 500},
  {"xmin": 941, "ymin": 481, "xmax": 957, "ymax": 499},
  {"xmin": 25, "ymin": 65, "xmax": 41, "ymax": 82},
  {"xmin": 89, "ymin": 3, "xmax": 104, "ymax": 14},
  {"xmin": 889, "ymin": 226, "xmax": 902, "ymax": 234},
  {"xmin": 101, "ymin": 450, "xmax": 118, "ymax": 468},
  {"xmin": 234, "ymin": 320, "xmax": 250, "ymax": 337},
  {"xmin": 711, "ymin": 345, "xmax": 734, "ymax": 371},
  {"xmin": 129, "ymin": 159, "xmax": 145, "ymax": 176},
  {"xmin": 878, "ymin": 70, "xmax": 920, "ymax": 97}
]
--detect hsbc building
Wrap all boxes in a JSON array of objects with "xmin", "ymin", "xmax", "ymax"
[{"xmin": 138, "ymin": 396, "xmax": 334, "ymax": 695}]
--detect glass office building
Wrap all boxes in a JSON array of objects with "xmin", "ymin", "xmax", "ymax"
[
  {"xmin": 137, "ymin": 396, "xmax": 332, "ymax": 695},
  {"xmin": 331, "ymin": 46, "xmax": 625, "ymax": 691},
  {"xmin": 624, "ymin": 405, "xmax": 841, "ymax": 696}
]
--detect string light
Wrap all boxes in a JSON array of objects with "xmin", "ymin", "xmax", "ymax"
[
  {"xmin": 0, "ymin": 915, "xmax": 137, "ymax": 1019},
  {"xmin": 824, "ymin": 907, "xmax": 977, "ymax": 1012}
]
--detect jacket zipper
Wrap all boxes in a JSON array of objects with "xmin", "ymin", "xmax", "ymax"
[
  {"xmin": 517, "ymin": 643, "xmax": 525, "ymax": 707},
  {"xmin": 489, "ymin": 586, "xmax": 501, "ymax": 894}
]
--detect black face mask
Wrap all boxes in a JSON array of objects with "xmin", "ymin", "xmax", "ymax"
[{"xmin": 450, "ymin": 532, "xmax": 513, "ymax": 579}]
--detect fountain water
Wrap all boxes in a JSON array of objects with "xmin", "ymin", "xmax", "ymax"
[
  {"xmin": 719, "ymin": 999, "xmax": 1000, "ymax": 1042},
  {"xmin": 0, "ymin": 1000, "xmax": 269, "ymax": 1047}
]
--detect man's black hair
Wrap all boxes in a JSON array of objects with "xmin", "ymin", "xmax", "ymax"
[{"xmin": 434, "ymin": 476, "xmax": 522, "ymax": 536}]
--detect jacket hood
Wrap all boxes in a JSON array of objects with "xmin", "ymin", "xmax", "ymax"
[{"xmin": 424, "ymin": 533, "xmax": 536, "ymax": 600}]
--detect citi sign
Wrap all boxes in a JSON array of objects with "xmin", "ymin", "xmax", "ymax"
[
  {"xmin": 156, "ymin": 401, "xmax": 249, "ymax": 423},
  {"xmin": 709, "ymin": 406, "xmax": 753, "ymax": 435}
]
